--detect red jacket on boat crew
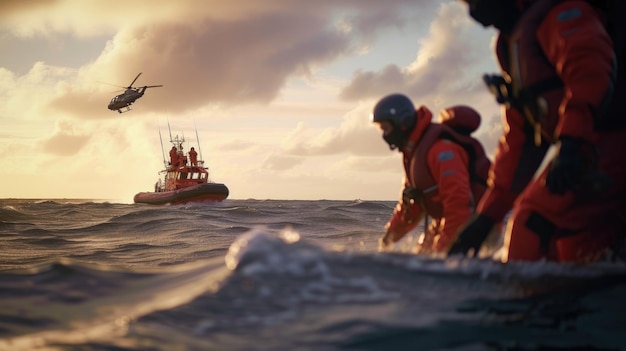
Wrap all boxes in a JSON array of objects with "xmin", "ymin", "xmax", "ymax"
[
  {"xmin": 385, "ymin": 106, "xmax": 491, "ymax": 253},
  {"xmin": 169, "ymin": 147, "xmax": 179, "ymax": 168},
  {"xmin": 189, "ymin": 148, "xmax": 198, "ymax": 166}
]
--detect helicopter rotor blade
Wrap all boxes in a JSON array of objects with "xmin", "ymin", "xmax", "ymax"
[
  {"xmin": 97, "ymin": 81, "xmax": 126, "ymax": 89},
  {"xmin": 144, "ymin": 85, "xmax": 163, "ymax": 88},
  {"xmin": 127, "ymin": 72, "xmax": 142, "ymax": 88}
]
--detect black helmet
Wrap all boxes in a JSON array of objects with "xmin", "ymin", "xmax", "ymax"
[
  {"xmin": 371, "ymin": 93, "xmax": 416, "ymax": 150},
  {"xmin": 462, "ymin": 0, "xmax": 523, "ymax": 34}
]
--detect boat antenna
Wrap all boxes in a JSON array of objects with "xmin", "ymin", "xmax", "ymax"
[
  {"xmin": 194, "ymin": 119, "xmax": 204, "ymax": 161},
  {"xmin": 167, "ymin": 120, "xmax": 173, "ymax": 144},
  {"xmin": 158, "ymin": 123, "xmax": 167, "ymax": 168}
]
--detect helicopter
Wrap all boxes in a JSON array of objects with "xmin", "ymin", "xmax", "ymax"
[{"xmin": 106, "ymin": 72, "xmax": 163, "ymax": 113}]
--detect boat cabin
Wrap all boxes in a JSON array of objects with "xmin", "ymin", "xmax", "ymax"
[{"xmin": 154, "ymin": 165, "xmax": 210, "ymax": 192}]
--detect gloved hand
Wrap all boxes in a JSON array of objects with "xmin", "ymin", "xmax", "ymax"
[
  {"xmin": 378, "ymin": 231, "xmax": 399, "ymax": 252},
  {"xmin": 416, "ymin": 228, "xmax": 437, "ymax": 255},
  {"xmin": 447, "ymin": 214, "xmax": 495, "ymax": 257},
  {"xmin": 545, "ymin": 137, "xmax": 591, "ymax": 194},
  {"xmin": 378, "ymin": 233, "xmax": 392, "ymax": 252}
]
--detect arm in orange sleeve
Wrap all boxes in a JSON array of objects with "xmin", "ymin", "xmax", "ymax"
[
  {"xmin": 537, "ymin": 1, "xmax": 614, "ymax": 141},
  {"xmin": 477, "ymin": 107, "xmax": 550, "ymax": 222},
  {"xmin": 426, "ymin": 140, "xmax": 472, "ymax": 251},
  {"xmin": 384, "ymin": 177, "xmax": 424, "ymax": 244}
]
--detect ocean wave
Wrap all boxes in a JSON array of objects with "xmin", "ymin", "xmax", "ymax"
[
  {"xmin": 0, "ymin": 258, "xmax": 230, "ymax": 351},
  {"xmin": 0, "ymin": 206, "xmax": 33, "ymax": 222},
  {"xmin": 2, "ymin": 199, "xmax": 626, "ymax": 351}
]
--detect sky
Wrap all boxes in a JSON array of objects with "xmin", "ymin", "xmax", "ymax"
[{"xmin": 0, "ymin": 0, "xmax": 503, "ymax": 202}]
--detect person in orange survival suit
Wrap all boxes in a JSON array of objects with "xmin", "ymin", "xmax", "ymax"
[
  {"xmin": 189, "ymin": 147, "xmax": 198, "ymax": 166},
  {"xmin": 372, "ymin": 94, "xmax": 493, "ymax": 255},
  {"xmin": 169, "ymin": 146, "xmax": 179, "ymax": 168},
  {"xmin": 448, "ymin": 0, "xmax": 626, "ymax": 262},
  {"xmin": 177, "ymin": 145, "xmax": 188, "ymax": 166}
]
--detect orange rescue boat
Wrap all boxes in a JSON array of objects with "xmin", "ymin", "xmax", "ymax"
[{"xmin": 134, "ymin": 134, "xmax": 229, "ymax": 205}]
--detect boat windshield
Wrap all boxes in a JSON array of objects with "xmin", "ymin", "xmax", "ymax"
[
  {"xmin": 177, "ymin": 172, "xmax": 206, "ymax": 180},
  {"xmin": 190, "ymin": 172, "xmax": 206, "ymax": 180}
]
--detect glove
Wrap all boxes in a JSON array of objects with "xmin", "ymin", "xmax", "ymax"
[
  {"xmin": 416, "ymin": 228, "xmax": 437, "ymax": 255},
  {"xmin": 447, "ymin": 214, "xmax": 495, "ymax": 257},
  {"xmin": 378, "ymin": 230, "xmax": 400, "ymax": 252},
  {"xmin": 378, "ymin": 233, "xmax": 392, "ymax": 252},
  {"xmin": 545, "ymin": 137, "xmax": 591, "ymax": 194}
]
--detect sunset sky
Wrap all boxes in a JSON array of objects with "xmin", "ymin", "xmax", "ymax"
[{"xmin": 0, "ymin": 0, "xmax": 502, "ymax": 202}]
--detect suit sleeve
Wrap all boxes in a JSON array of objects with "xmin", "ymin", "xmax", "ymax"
[
  {"xmin": 476, "ymin": 108, "xmax": 549, "ymax": 222},
  {"xmin": 384, "ymin": 177, "xmax": 424, "ymax": 243},
  {"xmin": 537, "ymin": 1, "xmax": 614, "ymax": 141},
  {"xmin": 427, "ymin": 140, "xmax": 472, "ymax": 251}
]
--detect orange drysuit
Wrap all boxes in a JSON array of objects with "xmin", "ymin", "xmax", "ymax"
[
  {"xmin": 169, "ymin": 147, "xmax": 179, "ymax": 167},
  {"xmin": 385, "ymin": 106, "xmax": 490, "ymax": 253},
  {"xmin": 189, "ymin": 148, "xmax": 198, "ymax": 166},
  {"xmin": 476, "ymin": 1, "xmax": 626, "ymax": 262}
]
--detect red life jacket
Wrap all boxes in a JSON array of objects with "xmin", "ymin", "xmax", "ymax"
[
  {"xmin": 494, "ymin": 0, "xmax": 624, "ymax": 141},
  {"xmin": 402, "ymin": 106, "xmax": 492, "ymax": 219},
  {"xmin": 497, "ymin": 0, "xmax": 566, "ymax": 144}
]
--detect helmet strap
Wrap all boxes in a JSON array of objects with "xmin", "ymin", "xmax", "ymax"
[{"xmin": 383, "ymin": 128, "xmax": 407, "ymax": 152}]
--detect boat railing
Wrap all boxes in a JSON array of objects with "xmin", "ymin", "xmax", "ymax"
[{"xmin": 154, "ymin": 178, "xmax": 167, "ymax": 192}]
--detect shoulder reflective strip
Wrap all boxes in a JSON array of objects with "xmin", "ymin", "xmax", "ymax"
[
  {"xmin": 442, "ymin": 170, "xmax": 456, "ymax": 177},
  {"xmin": 557, "ymin": 7, "xmax": 581, "ymax": 22},
  {"xmin": 423, "ymin": 185, "xmax": 438, "ymax": 194},
  {"xmin": 437, "ymin": 150, "xmax": 454, "ymax": 162}
]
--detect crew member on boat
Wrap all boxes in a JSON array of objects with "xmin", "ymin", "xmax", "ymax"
[
  {"xmin": 178, "ymin": 146, "xmax": 188, "ymax": 166},
  {"xmin": 189, "ymin": 147, "xmax": 198, "ymax": 166},
  {"xmin": 169, "ymin": 146, "xmax": 179, "ymax": 167}
]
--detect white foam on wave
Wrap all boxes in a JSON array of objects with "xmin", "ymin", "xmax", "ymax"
[
  {"xmin": 224, "ymin": 226, "xmax": 301, "ymax": 271},
  {"xmin": 224, "ymin": 227, "xmax": 400, "ymax": 306}
]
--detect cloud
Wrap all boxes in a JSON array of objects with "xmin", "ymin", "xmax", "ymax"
[
  {"xmin": 262, "ymin": 153, "xmax": 305, "ymax": 171},
  {"xmin": 473, "ymin": 108, "xmax": 504, "ymax": 159},
  {"xmin": 0, "ymin": 63, "xmax": 82, "ymax": 120},
  {"xmin": 264, "ymin": 2, "xmax": 501, "ymax": 165},
  {"xmin": 339, "ymin": 2, "xmax": 489, "ymax": 104},
  {"xmin": 340, "ymin": 155, "xmax": 400, "ymax": 173},
  {"xmin": 43, "ymin": 10, "xmax": 352, "ymax": 117},
  {"xmin": 1, "ymin": 1, "xmax": 441, "ymax": 119},
  {"xmin": 279, "ymin": 103, "xmax": 387, "ymax": 157},
  {"xmin": 37, "ymin": 120, "xmax": 91, "ymax": 156},
  {"xmin": 255, "ymin": 101, "xmax": 401, "ymax": 176},
  {"xmin": 339, "ymin": 65, "xmax": 408, "ymax": 101},
  {"xmin": 0, "ymin": 1, "xmax": 439, "ymax": 38}
]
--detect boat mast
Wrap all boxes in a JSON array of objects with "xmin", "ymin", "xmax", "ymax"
[
  {"xmin": 158, "ymin": 124, "xmax": 167, "ymax": 168},
  {"xmin": 167, "ymin": 120, "xmax": 173, "ymax": 144},
  {"xmin": 194, "ymin": 119, "xmax": 204, "ymax": 162}
]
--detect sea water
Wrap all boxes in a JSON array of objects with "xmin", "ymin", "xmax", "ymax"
[{"xmin": 1, "ymin": 199, "xmax": 625, "ymax": 351}]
